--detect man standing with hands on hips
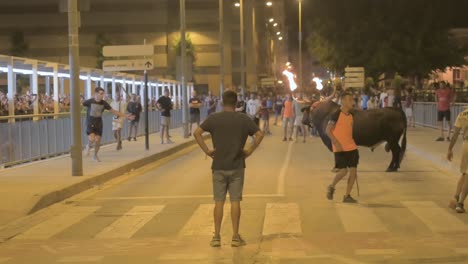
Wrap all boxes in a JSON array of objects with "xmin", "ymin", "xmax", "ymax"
[{"xmin": 194, "ymin": 90, "xmax": 264, "ymax": 248}]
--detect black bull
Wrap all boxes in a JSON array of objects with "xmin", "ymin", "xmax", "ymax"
[{"xmin": 304, "ymin": 101, "xmax": 407, "ymax": 172}]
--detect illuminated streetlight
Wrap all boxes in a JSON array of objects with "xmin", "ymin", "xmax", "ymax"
[
  {"xmin": 276, "ymin": 32, "xmax": 281, "ymax": 35},
  {"xmin": 273, "ymin": 23, "xmax": 278, "ymax": 27},
  {"xmin": 269, "ymin": 18, "xmax": 274, "ymax": 23},
  {"xmin": 278, "ymin": 36, "xmax": 283, "ymax": 40},
  {"xmin": 234, "ymin": 2, "xmax": 240, "ymax": 7},
  {"xmin": 266, "ymin": 1, "xmax": 273, "ymax": 6}
]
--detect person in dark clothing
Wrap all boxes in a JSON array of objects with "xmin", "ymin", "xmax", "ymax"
[
  {"xmin": 126, "ymin": 94, "xmax": 143, "ymax": 141},
  {"xmin": 194, "ymin": 90, "xmax": 264, "ymax": 248},
  {"xmin": 156, "ymin": 89, "xmax": 174, "ymax": 144},
  {"xmin": 189, "ymin": 90, "xmax": 202, "ymax": 136}
]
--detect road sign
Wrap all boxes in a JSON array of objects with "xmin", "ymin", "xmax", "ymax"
[
  {"xmin": 103, "ymin": 45, "xmax": 154, "ymax": 57},
  {"xmin": 103, "ymin": 59, "xmax": 154, "ymax": 72},
  {"xmin": 345, "ymin": 66, "xmax": 365, "ymax": 88}
]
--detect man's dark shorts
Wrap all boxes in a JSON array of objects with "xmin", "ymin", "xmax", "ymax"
[
  {"xmin": 190, "ymin": 112, "xmax": 200, "ymax": 124},
  {"xmin": 437, "ymin": 110, "xmax": 451, "ymax": 122},
  {"xmin": 86, "ymin": 121, "xmax": 103, "ymax": 136},
  {"xmin": 334, "ymin": 149, "xmax": 359, "ymax": 169},
  {"xmin": 212, "ymin": 169, "xmax": 244, "ymax": 202}
]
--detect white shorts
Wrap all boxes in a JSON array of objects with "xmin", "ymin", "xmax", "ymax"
[
  {"xmin": 460, "ymin": 142, "xmax": 468, "ymax": 174},
  {"xmin": 112, "ymin": 118, "xmax": 124, "ymax": 130},
  {"xmin": 294, "ymin": 114, "xmax": 304, "ymax": 126},
  {"xmin": 283, "ymin": 117, "xmax": 294, "ymax": 128},
  {"xmin": 404, "ymin": 108, "xmax": 413, "ymax": 118}
]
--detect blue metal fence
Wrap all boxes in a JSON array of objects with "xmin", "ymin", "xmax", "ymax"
[{"xmin": 0, "ymin": 108, "xmax": 207, "ymax": 167}]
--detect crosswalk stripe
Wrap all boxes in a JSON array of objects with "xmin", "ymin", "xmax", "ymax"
[
  {"xmin": 455, "ymin": 248, "xmax": 468, "ymax": 254},
  {"xmin": 402, "ymin": 201, "xmax": 468, "ymax": 232},
  {"xmin": 179, "ymin": 204, "xmax": 230, "ymax": 236},
  {"xmin": 95, "ymin": 205, "xmax": 164, "ymax": 239},
  {"xmin": 15, "ymin": 206, "xmax": 100, "ymax": 240},
  {"xmin": 336, "ymin": 204, "xmax": 387, "ymax": 233},
  {"xmin": 0, "ymin": 258, "xmax": 11, "ymax": 263},
  {"xmin": 57, "ymin": 256, "xmax": 103, "ymax": 262},
  {"xmin": 355, "ymin": 249, "xmax": 402, "ymax": 255},
  {"xmin": 262, "ymin": 203, "xmax": 302, "ymax": 236}
]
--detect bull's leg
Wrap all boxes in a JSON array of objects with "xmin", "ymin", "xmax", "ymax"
[{"xmin": 386, "ymin": 142, "xmax": 401, "ymax": 172}]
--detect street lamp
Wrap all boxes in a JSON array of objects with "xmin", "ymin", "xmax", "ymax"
[
  {"xmin": 278, "ymin": 36, "xmax": 283, "ymax": 40},
  {"xmin": 234, "ymin": 2, "xmax": 240, "ymax": 7},
  {"xmin": 273, "ymin": 23, "xmax": 278, "ymax": 27},
  {"xmin": 298, "ymin": 0, "xmax": 303, "ymax": 91},
  {"xmin": 266, "ymin": 1, "xmax": 273, "ymax": 6},
  {"xmin": 269, "ymin": 18, "xmax": 274, "ymax": 23},
  {"xmin": 276, "ymin": 32, "xmax": 281, "ymax": 35}
]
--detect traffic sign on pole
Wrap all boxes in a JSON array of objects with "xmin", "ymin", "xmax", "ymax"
[
  {"xmin": 103, "ymin": 45, "xmax": 154, "ymax": 57},
  {"xmin": 103, "ymin": 59, "xmax": 154, "ymax": 72},
  {"xmin": 345, "ymin": 66, "xmax": 365, "ymax": 88}
]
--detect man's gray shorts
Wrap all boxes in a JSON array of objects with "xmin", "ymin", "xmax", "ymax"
[{"xmin": 212, "ymin": 169, "xmax": 245, "ymax": 202}]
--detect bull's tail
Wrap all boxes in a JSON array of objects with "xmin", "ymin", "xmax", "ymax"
[{"xmin": 399, "ymin": 127, "xmax": 407, "ymax": 166}]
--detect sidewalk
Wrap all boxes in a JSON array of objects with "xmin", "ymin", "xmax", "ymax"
[
  {"xmin": 406, "ymin": 126, "xmax": 464, "ymax": 176},
  {"xmin": 0, "ymin": 127, "xmax": 207, "ymax": 227}
]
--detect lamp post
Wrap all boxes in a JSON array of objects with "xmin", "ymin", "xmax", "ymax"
[
  {"xmin": 180, "ymin": 0, "xmax": 189, "ymax": 138},
  {"xmin": 219, "ymin": 0, "xmax": 224, "ymax": 96},
  {"xmin": 240, "ymin": 0, "xmax": 245, "ymax": 95},
  {"xmin": 298, "ymin": 0, "xmax": 303, "ymax": 91},
  {"xmin": 67, "ymin": 0, "xmax": 83, "ymax": 176}
]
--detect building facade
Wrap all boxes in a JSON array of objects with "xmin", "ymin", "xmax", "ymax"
[{"xmin": 0, "ymin": 0, "xmax": 288, "ymax": 95}]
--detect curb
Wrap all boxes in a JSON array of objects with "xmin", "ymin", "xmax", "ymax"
[{"xmin": 27, "ymin": 135, "xmax": 210, "ymax": 215}]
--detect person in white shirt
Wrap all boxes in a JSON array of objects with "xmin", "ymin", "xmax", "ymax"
[
  {"xmin": 246, "ymin": 94, "xmax": 261, "ymax": 126},
  {"xmin": 447, "ymin": 109, "xmax": 468, "ymax": 213},
  {"xmin": 111, "ymin": 94, "xmax": 126, "ymax": 151},
  {"xmin": 379, "ymin": 89, "xmax": 388, "ymax": 108}
]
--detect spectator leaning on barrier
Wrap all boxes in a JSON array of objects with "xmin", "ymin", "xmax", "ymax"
[
  {"xmin": 156, "ymin": 89, "xmax": 174, "ymax": 145},
  {"xmin": 193, "ymin": 90, "xmax": 264, "ymax": 248},
  {"xmin": 404, "ymin": 89, "xmax": 415, "ymax": 128},
  {"xmin": 435, "ymin": 82, "xmax": 456, "ymax": 142},
  {"xmin": 127, "ymin": 94, "xmax": 142, "ymax": 142}
]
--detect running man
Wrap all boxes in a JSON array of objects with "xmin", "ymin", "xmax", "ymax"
[
  {"xmin": 447, "ymin": 109, "xmax": 468, "ymax": 213},
  {"xmin": 193, "ymin": 90, "xmax": 264, "ymax": 248},
  {"xmin": 326, "ymin": 92, "xmax": 359, "ymax": 203},
  {"xmin": 83, "ymin": 87, "xmax": 126, "ymax": 161}
]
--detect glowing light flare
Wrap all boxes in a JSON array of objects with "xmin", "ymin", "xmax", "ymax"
[
  {"xmin": 282, "ymin": 70, "xmax": 297, "ymax": 91},
  {"xmin": 313, "ymin": 77, "xmax": 323, "ymax": 90},
  {"xmin": 234, "ymin": 2, "xmax": 240, "ymax": 7}
]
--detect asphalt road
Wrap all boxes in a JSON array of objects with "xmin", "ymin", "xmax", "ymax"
[{"xmin": 0, "ymin": 125, "xmax": 467, "ymax": 264}]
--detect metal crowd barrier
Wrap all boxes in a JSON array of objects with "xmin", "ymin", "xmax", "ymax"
[
  {"xmin": 412, "ymin": 102, "xmax": 468, "ymax": 129},
  {"xmin": 0, "ymin": 108, "xmax": 208, "ymax": 168}
]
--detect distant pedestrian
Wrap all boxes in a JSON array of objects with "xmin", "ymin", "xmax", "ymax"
[
  {"xmin": 447, "ymin": 109, "xmax": 468, "ymax": 213},
  {"xmin": 157, "ymin": 89, "xmax": 174, "ymax": 144},
  {"xmin": 82, "ymin": 87, "xmax": 126, "ymax": 161},
  {"xmin": 189, "ymin": 90, "xmax": 202, "ymax": 136},
  {"xmin": 326, "ymin": 92, "xmax": 359, "ymax": 203},
  {"xmin": 206, "ymin": 92, "xmax": 217, "ymax": 116},
  {"xmin": 404, "ymin": 89, "xmax": 415, "ymax": 128},
  {"xmin": 193, "ymin": 90, "xmax": 264, "ymax": 247},
  {"xmin": 260, "ymin": 97, "xmax": 271, "ymax": 135},
  {"xmin": 282, "ymin": 94, "xmax": 294, "ymax": 141},
  {"xmin": 126, "ymin": 94, "xmax": 142, "ymax": 142},
  {"xmin": 235, "ymin": 94, "xmax": 246, "ymax": 113},
  {"xmin": 111, "ymin": 94, "xmax": 126, "ymax": 150},
  {"xmin": 274, "ymin": 95, "xmax": 283, "ymax": 126},
  {"xmin": 246, "ymin": 94, "xmax": 261, "ymax": 126},
  {"xmin": 435, "ymin": 82, "xmax": 456, "ymax": 141},
  {"xmin": 360, "ymin": 92, "xmax": 369, "ymax": 110},
  {"xmin": 293, "ymin": 92, "xmax": 308, "ymax": 143}
]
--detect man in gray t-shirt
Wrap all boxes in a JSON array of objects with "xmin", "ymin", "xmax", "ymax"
[{"xmin": 194, "ymin": 90, "xmax": 264, "ymax": 248}]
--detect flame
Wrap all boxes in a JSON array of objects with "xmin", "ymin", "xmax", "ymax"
[
  {"xmin": 313, "ymin": 77, "xmax": 323, "ymax": 90},
  {"xmin": 282, "ymin": 70, "xmax": 297, "ymax": 91}
]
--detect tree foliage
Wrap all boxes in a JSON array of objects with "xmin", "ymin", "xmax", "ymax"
[
  {"xmin": 10, "ymin": 31, "xmax": 28, "ymax": 57},
  {"xmin": 96, "ymin": 33, "xmax": 111, "ymax": 69},
  {"xmin": 306, "ymin": 0, "xmax": 468, "ymax": 80}
]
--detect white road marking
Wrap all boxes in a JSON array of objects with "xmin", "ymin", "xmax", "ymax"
[
  {"xmin": 355, "ymin": 249, "xmax": 402, "ymax": 255},
  {"xmin": 0, "ymin": 258, "xmax": 11, "ymax": 263},
  {"xmin": 336, "ymin": 204, "xmax": 387, "ymax": 233},
  {"xmin": 40, "ymin": 245, "xmax": 58, "ymax": 254},
  {"xmin": 277, "ymin": 142, "xmax": 294, "ymax": 195},
  {"xmin": 262, "ymin": 203, "xmax": 302, "ymax": 236},
  {"xmin": 402, "ymin": 201, "xmax": 468, "ymax": 232},
  {"xmin": 14, "ymin": 206, "xmax": 100, "ymax": 240},
  {"xmin": 95, "ymin": 194, "xmax": 283, "ymax": 200},
  {"xmin": 57, "ymin": 256, "xmax": 103, "ymax": 262},
  {"xmin": 179, "ymin": 204, "xmax": 230, "ymax": 236},
  {"xmin": 95, "ymin": 205, "xmax": 164, "ymax": 239}
]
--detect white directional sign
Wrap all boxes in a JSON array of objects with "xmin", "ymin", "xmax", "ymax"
[
  {"xmin": 103, "ymin": 45, "xmax": 154, "ymax": 57},
  {"xmin": 345, "ymin": 66, "xmax": 365, "ymax": 88},
  {"xmin": 103, "ymin": 59, "xmax": 154, "ymax": 72}
]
